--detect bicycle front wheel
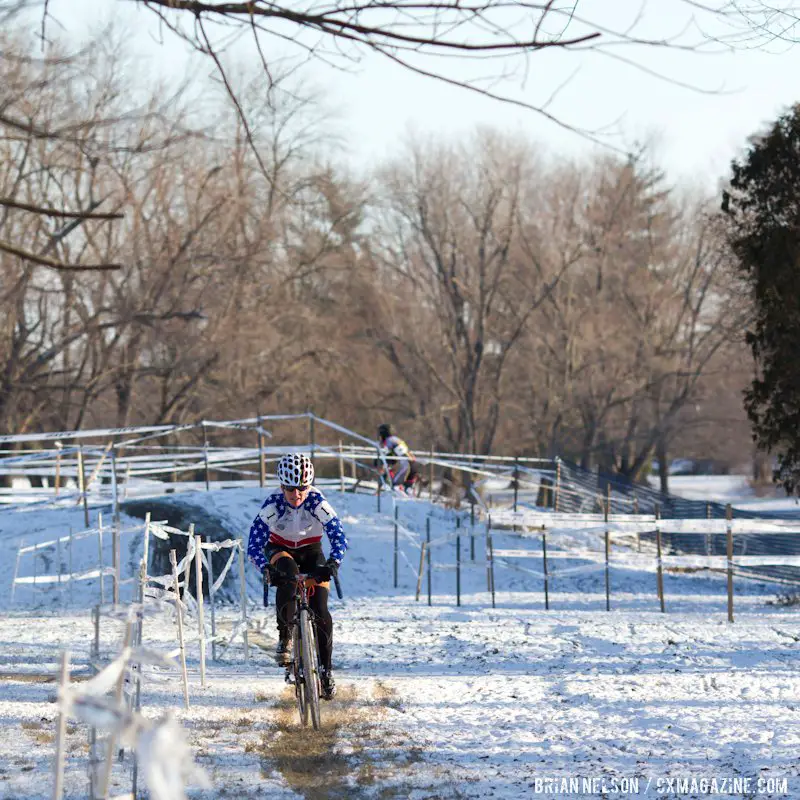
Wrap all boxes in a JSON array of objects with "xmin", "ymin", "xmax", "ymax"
[
  {"xmin": 292, "ymin": 625, "xmax": 309, "ymax": 727},
  {"xmin": 299, "ymin": 609, "xmax": 321, "ymax": 730}
]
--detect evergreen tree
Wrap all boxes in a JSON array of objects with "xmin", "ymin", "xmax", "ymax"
[{"xmin": 724, "ymin": 104, "xmax": 800, "ymax": 493}]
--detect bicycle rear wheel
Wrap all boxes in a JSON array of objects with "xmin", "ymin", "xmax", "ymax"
[
  {"xmin": 299, "ymin": 609, "xmax": 321, "ymax": 730},
  {"xmin": 292, "ymin": 625, "xmax": 309, "ymax": 727}
]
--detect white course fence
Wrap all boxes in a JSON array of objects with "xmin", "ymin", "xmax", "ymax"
[
  {"xmin": 47, "ymin": 514, "xmax": 255, "ymax": 799},
  {"xmin": 0, "ymin": 413, "xmax": 560, "ymax": 515},
  {"xmin": 6, "ymin": 413, "xmax": 800, "ymax": 617},
  {"xmin": 395, "ymin": 501, "xmax": 800, "ymax": 620}
]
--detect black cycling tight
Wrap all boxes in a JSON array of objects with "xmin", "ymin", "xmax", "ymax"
[{"xmin": 268, "ymin": 544, "xmax": 334, "ymax": 671}]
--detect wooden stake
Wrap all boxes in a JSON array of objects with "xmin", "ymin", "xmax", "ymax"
[
  {"xmin": 726, "ymin": 504, "xmax": 734, "ymax": 623},
  {"xmin": 11, "ymin": 537, "xmax": 23, "ymax": 605},
  {"xmin": 137, "ymin": 560, "xmax": 147, "ymax": 610},
  {"xmin": 195, "ymin": 534, "xmax": 206, "ymax": 688},
  {"xmin": 93, "ymin": 605, "xmax": 101, "ymax": 665},
  {"xmin": 338, "ymin": 440, "xmax": 345, "ymax": 492},
  {"xmin": 169, "ymin": 550, "xmax": 190, "ymax": 710},
  {"xmin": 56, "ymin": 534, "xmax": 63, "ymax": 602},
  {"xmin": 415, "ymin": 543, "xmax": 426, "ymax": 602},
  {"xmin": 470, "ymin": 501, "xmax": 475, "ymax": 561},
  {"xmin": 203, "ymin": 423, "xmax": 210, "ymax": 491},
  {"xmin": 393, "ymin": 505, "xmax": 399, "ymax": 588},
  {"xmin": 84, "ymin": 442, "xmax": 112, "ymax": 495},
  {"xmin": 426, "ymin": 517, "xmax": 432, "ymax": 607},
  {"xmin": 98, "ymin": 621, "xmax": 133, "ymax": 799},
  {"xmin": 131, "ymin": 563, "xmax": 146, "ymax": 797},
  {"xmin": 655, "ymin": 509, "xmax": 665, "ymax": 613},
  {"xmin": 542, "ymin": 532, "xmax": 549, "ymax": 611},
  {"xmin": 142, "ymin": 512, "xmax": 151, "ymax": 580},
  {"xmin": 68, "ymin": 528, "xmax": 74, "ymax": 607},
  {"xmin": 604, "ymin": 498, "xmax": 610, "ymax": 611},
  {"xmin": 110, "ymin": 445, "xmax": 119, "ymax": 525},
  {"xmin": 112, "ymin": 520, "xmax": 120, "ymax": 606},
  {"xmin": 97, "ymin": 513, "xmax": 105, "ymax": 606},
  {"xmin": 488, "ymin": 531, "xmax": 496, "ymax": 610},
  {"xmin": 89, "ymin": 607, "xmax": 100, "ymax": 799},
  {"xmin": 206, "ymin": 544, "xmax": 217, "ymax": 662},
  {"xmin": 78, "ymin": 445, "xmax": 89, "ymax": 528},
  {"xmin": 485, "ymin": 515, "xmax": 492, "ymax": 591},
  {"xmin": 604, "ymin": 528, "xmax": 611, "ymax": 612},
  {"xmin": 456, "ymin": 535, "xmax": 461, "ymax": 607},
  {"xmin": 513, "ymin": 458, "xmax": 519, "ymax": 512},
  {"xmin": 52, "ymin": 650, "xmax": 70, "ymax": 800},
  {"xmin": 238, "ymin": 541, "xmax": 249, "ymax": 663},
  {"xmin": 183, "ymin": 524, "xmax": 194, "ymax": 603}
]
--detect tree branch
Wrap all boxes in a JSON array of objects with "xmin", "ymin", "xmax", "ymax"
[
  {"xmin": 0, "ymin": 197, "xmax": 124, "ymax": 220},
  {"xmin": 0, "ymin": 240, "xmax": 122, "ymax": 271}
]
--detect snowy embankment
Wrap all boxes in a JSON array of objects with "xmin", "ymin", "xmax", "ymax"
[{"xmin": 1, "ymin": 486, "xmax": 800, "ymax": 799}]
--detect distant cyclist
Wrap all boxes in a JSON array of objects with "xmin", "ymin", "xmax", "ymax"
[
  {"xmin": 247, "ymin": 453, "xmax": 348, "ymax": 700},
  {"xmin": 376, "ymin": 423, "xmax": 419, "ymax": 494}
]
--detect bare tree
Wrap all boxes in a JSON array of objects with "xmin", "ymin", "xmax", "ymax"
[
  {"xmin": 0, "ymin": 27, "xmax": 201, "ymax": 433},
  {"xmin": 507, "ymin": 152, "xmax": 748, "ymax": 483},
  {"xmin": 369, "ymin": 130, "xmax": 574, "ymax": 454},
  {"xmin": 0, "ymin": 19, "xmax": 367, "ymax": 438}
]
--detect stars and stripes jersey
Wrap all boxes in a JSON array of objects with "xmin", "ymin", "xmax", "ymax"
[{"xmin": 247, "ymin": 487, "xmax": 348, "ymax": 571}]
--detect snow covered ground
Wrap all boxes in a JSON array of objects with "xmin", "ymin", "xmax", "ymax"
[
  {"xmin": 656, "ymin": 474, "xmax": 800, "ymax": 516},
  {"xmin": 2, "ymin": 482, "xmax": 800, "ymax": 799}
]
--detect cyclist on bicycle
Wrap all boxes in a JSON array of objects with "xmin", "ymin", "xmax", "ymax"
[
  {"xmin": 247, "ymin": 453, "xmax": 348, "ymax": 700},
  {"xmin": 377, "ymin": 423, "xmax": 419, "ymax": 493}
]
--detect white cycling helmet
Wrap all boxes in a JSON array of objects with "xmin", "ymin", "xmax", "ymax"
[{"xmin": 277, "ymin": 453, "xmax": 315, "ymax": 487}]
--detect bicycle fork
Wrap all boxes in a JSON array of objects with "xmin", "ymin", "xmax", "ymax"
[{"xmin": 285, "ymin": 599, "xmax": 312, "ymax": 685}]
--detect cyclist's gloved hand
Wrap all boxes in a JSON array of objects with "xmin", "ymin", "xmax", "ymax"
[
  {"xmin": 315, "ymin": 557, "xmax": 339, "ymax": 582},
  {"xmin": 264, "ymin": 563, "xmax": 280, "ymax": 585}
]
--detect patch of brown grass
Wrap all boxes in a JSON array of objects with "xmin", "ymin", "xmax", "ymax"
[
  {"xmin": 0, "ymin": 671, "xmax": 90, "ymax": 684},
  {"xmin": 254, "ymin": 681, "xmax": 425, "ymax": 800},
  {"xmin": 20, "ymin": 721, "xmax": 55, "ymax": 744},
  {"xmin": 1, "ymin": 672, "xmax": 55, "ymax": 683}
]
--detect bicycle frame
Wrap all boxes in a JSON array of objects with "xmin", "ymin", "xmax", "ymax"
[{"xmin": 285, "ymin": 574, "xmax": 322, "ymax": 730}]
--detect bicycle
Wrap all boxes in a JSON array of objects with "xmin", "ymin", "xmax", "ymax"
[{"xmin": 280, "ymin": 571, "xmax": 343, "ymax": 730}]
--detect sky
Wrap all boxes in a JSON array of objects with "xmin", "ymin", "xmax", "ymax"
[{"xmin": 26, "ymin": 0, "xmax": 800, "ymax": 191}]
